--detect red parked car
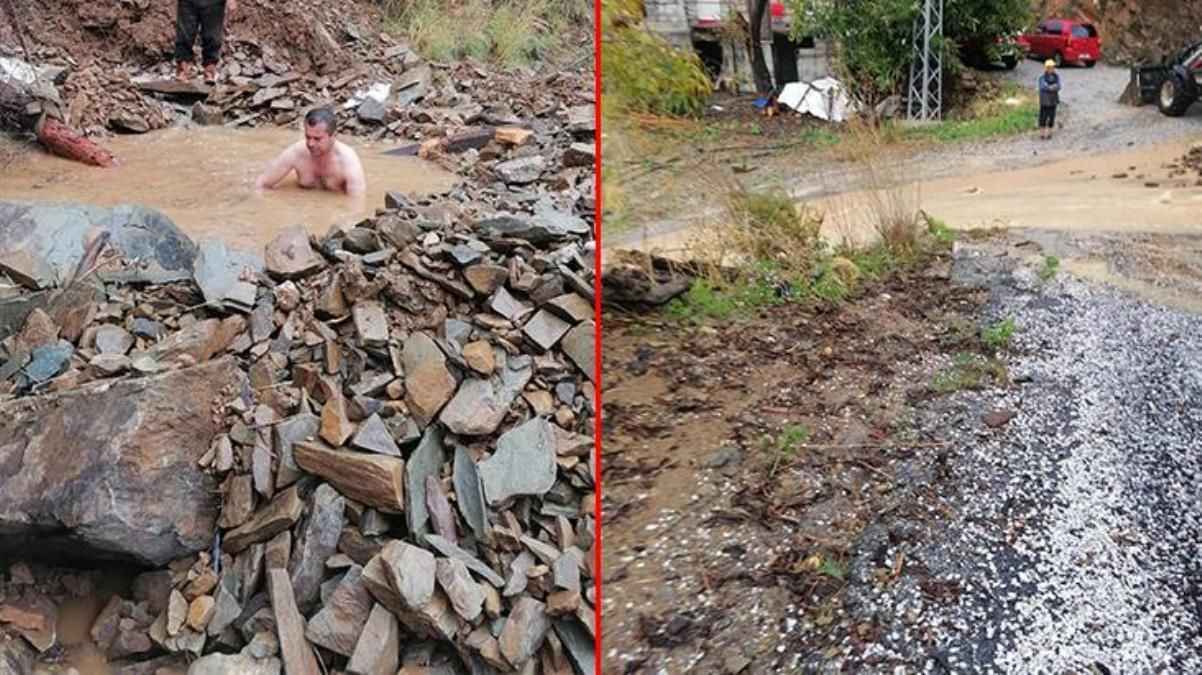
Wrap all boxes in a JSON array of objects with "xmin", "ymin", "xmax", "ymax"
[{"xmin": 1017, "ymin": 19, "xmax": 1102, "ymax": 67}]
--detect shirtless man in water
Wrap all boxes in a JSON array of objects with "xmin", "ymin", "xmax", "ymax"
[{"xmin": 255, "ymin": 107, "xmax": 366, "ymax": 197}]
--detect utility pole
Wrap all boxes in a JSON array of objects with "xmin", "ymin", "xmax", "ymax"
[{"xmin": 907, "ymin": 0, "xmax": 943, "ymax": 121}]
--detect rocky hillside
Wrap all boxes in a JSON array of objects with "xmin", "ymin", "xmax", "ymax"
[
  {"xmin": 1036, "ymin": 0, "xmax": 1202, "ymax": 63},
  {"xmin": 0, "ymin": 0, "xmax": 592, "ymax": 140}
]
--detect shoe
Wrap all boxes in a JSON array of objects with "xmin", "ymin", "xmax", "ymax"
[
  {"xmin": 176, "ymin": 62, "xmax": 192, "ymax": 82},
  {"xmin": 203, "ymin": 64, "xmax": 217, "ymax": 84}
]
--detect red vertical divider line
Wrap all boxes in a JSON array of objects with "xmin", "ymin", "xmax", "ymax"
[{"xmin": 592, "ymin": 0, "xmax": 604, "ymax": 672}]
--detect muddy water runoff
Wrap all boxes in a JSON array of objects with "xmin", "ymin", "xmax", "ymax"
[{"xmin": 0, "ymin": 126, "xmax": 459, "ymax": 249}]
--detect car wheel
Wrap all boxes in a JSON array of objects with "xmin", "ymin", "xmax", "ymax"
[
  {"xmin": 1003, "ymin": 55, "xmax": 1018, "ymax": 70},
  {"xmin": 1053, "ymin": 51, "xmax": 1064, "ymax": 67},
  {"xmin": 1085, "ymin": 60, "xmax": 1096, "ymax": 68},
  {"xmin": 1158, "ymin": 76, "xmax": 1195, "ymax": 116}
]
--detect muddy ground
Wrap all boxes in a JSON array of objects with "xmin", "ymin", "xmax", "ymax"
[
  {"xmin": 600, "ymin": 253, "xmax": 997, "ymax": 673},
  {"xmin": 601, "ymin": 223, "xmax": 1202, "ymax": 672}
]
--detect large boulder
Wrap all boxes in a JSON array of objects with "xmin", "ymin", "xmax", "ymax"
[
  {"xmin": 0, "ymin": 358, "xmax": 242, "ymax": 565},
  {"xmin": 0, "ymin": 200, "xmax": 198, "ymax": 288}
]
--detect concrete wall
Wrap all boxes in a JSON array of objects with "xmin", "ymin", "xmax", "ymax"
[{"xmin": 644, "ymin": 0, "xmax": 691, "ymax": 46}]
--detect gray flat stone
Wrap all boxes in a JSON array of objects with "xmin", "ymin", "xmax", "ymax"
[
  {"xmin": 24, "ymin": 340, "xmax": 72, "ymax": 383},
  {"xmin": 453, "ymin": 445, "xmax": 489, "ymax": 542},
  {"xmin": 499, "ymin": 598, "xmax": 549, "ymax": 668},
  {"xmin": 439, "ymin": 355, "xmax": 533, "ymax": 436},
  {"xmin": 494, "ymin": 156, "xmax": 546, "ymax": 184},
  {"xmin": 560, "ymin": 321, "xmax": 594, "ymax": 382},
  {"xmin": 288, "ymin": 484, "xmax": 346, "ymax": 610},
  {"xmin": 274, "ymin": 413, "xmax": 320, "ymax": 489},
  {"xmin": 479, "ymin": 418, "xmax": 557, "ymax": 506},
  {"xmin": 522, "ymin": 309, "xmax": 571, "ymax": 351},
  {"xmin": 503, "ymin": 552, "xmax": 534, "ymax": 597},
  {"xmin": 346, "ymin": 603, "xmax": 399, "ymax": 675},
  {"xmin": 545, "ymin": 293, "xmax": 592, "ymax": 323},
  {"xmin": 193, "ymin": 238, "xmax": 262, "ymax": 313},
  {"xmin": 264, "ymin": 225, "xmax": 324, "ymax": 280},
  {"xmin": 405, "ymin": 426, "xmax": 446, "ymax": 538},
  {"xmin": 553, "ymin": 618, "xmax": 596, "ymax": 675},
  {"xmin": 378, "ymin": 541, "xmax": 437, "ymax": 610},
  {"xmin": 351, "ymin": 413, "xmax": 401, "ymax": 456},
  {"xmin": 0, "ymin": 201, "xmax": 198, "ymax": 286},
  {"xmin": 94, "ymin": 324, "xmax": 134, "ymax": 355},
  {"xmin": 352, "ymin": 301, "xmax": 389, "ymax": 347},
  {"xmin": 187, "ymin": 652, "xmax": 281, "ymax": 675},
  {"xmin": 489, "ymin": 287, "xmax": 531, "ymax": 323}
]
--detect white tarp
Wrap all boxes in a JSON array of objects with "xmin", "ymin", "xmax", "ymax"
[
  {"xmin": 0, "ymin": 56, "xmax": 63, "ymax": 105},
  {"xmin": 344, "ymin": 81, "xmax": 391, "ymax": 109},
  {"xmin": 777, "ymin": 77, "xmax": 854, "ymax": 122}
]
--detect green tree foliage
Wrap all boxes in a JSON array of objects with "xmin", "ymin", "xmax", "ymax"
[
  {"xmin": 786, "ymin": 0, "xmax": 1031, "ymax": 105},
  {"xmin": 602, "ymin": 0, "xmax": 714, "ymax": 116}
]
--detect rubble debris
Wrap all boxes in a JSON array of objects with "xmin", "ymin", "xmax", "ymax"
[{"xmin": 0, "ymin": 39, "xmax": 596, "ymax": 668}]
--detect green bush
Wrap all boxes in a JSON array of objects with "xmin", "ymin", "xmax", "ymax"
[
  {"xmin": 786, "ymin": 0, "xmax": 1031, "ymax": 105},
  {"xmin": 602, "ymin": 0, "xmax": 713, "ymax": 116}
]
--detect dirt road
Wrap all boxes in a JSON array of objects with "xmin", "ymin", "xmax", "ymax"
[{"xmin": 610, "ymin": 60, "xmax": 1202, "ymax": 255}]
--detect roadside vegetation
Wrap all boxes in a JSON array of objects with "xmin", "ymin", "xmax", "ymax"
[
  {"xmin": 380, "ymin": 0, "xmax": 591, "ymax": 66},
  {"xmin": 785, "ymin": 0, "xmax": 1032, "ymax": 108}
]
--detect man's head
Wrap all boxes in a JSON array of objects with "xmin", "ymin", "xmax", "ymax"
[
  {"xmin": 304, "ymin": 107, "xmax": 337, "ymax": 157},
  {"xmin": 1044, "ymin": 59, "xmax": 1056, "ymax": 73}
]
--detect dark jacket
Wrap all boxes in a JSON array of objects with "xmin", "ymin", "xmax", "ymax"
[{"xmin": 1039, "ymin": 73, "xmax": 1061, "ymax": 107}]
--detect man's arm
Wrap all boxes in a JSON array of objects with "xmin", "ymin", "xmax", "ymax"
[
  {"xmin": 255, "ymin": 146, "xmax": 298, "ymax": 191},
  {"xmin": 343, "ymin": 149, "xmax": 367, "ymax": 198}
]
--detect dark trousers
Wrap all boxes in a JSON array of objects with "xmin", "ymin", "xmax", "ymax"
[
  {"xmin": 175, "ymin": 0, "xmax": 226, "ymax": 65},
  {"xmin": 1039, "ymin": 105, "xmax": 1057, "ymax": 129}
]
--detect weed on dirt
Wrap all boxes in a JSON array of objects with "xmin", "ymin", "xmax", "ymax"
[
  {"xmin": 982, "ymin": 317, "xmax": 1017, "ymax": 352},
  {"xmin": 932, "ymin": 351, "xmax": 1009, "ymax": 393},
  {"xmin": 1040, "ymin": 254, "xmax": 1061, "ymax": 281},
  {"xmin": 664, "ymin": 181, "xmax": 955, "ymax": 323}
]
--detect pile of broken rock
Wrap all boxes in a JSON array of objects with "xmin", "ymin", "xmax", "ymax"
[{"xmin": 0, "ymin": 193, "xmax": 596, "ymax": 674}]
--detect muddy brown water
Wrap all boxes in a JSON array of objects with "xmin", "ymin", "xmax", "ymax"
[{"xmin": 0, "ymin": 126, "xmax": 459, "ymax": 251}]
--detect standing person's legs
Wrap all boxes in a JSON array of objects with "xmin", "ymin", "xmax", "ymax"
[
  {"xmin": 1038, "ymin": 105, "xmax": 1053, "ymax": 139},
  {"xmin": 1046, "ymin": 105, "xmax": 1057, "ymax": 139},
  {"xmin": 174, "ymin": 0, "xmax": 201, "ymax": 78},
  {"xmin": 199, "ymin": 1, "xmax": 228, "ymax": 80}
]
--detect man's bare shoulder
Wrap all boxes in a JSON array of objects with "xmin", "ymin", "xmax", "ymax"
[
  {"xmin": 335, "ymin": 139, "xmax": 362, "ymax": 162},
  {"xmin": 282, "ymin": 141, "xmax": 308, "ymax": 162}
]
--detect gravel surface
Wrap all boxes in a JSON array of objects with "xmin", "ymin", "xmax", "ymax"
[
  {"xmin": 935, "ymin": 59, "xmax": 1202, "ymax": 169},
  {"xmin": 830, "ymin": 251, "xmax": 1202, "ymax": 672}
]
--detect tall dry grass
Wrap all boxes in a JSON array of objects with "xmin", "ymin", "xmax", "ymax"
[
  {"xmin": 379, "ymin": 0, "xmax": 588, "ymax": 67},
  {"xmin": 818, "ymin": 119, "xmax": 923, "ymax": 253},
  {"xmin": 685, "ymin": 171, "xmax": 825, "ymax": 282}
]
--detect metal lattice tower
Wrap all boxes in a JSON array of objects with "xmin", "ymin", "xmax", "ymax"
[{"xmin": 907, "ymin": 0, "xmax": 943, "ymax": 121}]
